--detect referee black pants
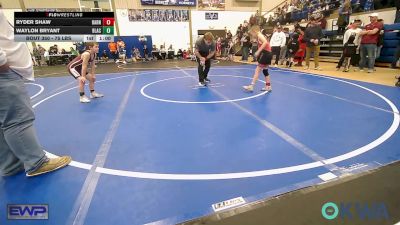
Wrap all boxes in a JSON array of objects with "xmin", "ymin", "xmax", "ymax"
[
  {"xmin": 271, "ymin": 46, "xmax": 281, "ymax": 65},
  {"xmin": 197, "ymin": 58, "xmax": 211, "ymax": 83}
]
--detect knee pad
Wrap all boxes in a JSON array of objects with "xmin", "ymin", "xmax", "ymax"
[{"xmin": 262, "ymin": 68, "xmax": 269, "ymax": 77}]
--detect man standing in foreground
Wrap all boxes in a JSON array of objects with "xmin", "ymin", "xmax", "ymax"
[{"xmin": 0, "ymin": 7, "xmax": 71, "ymax": 177}]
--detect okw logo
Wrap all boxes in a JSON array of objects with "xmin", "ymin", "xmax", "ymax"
[
  {"xmin": 7, "ymin": 204, "xmax": 48, "ymax": 220},
  {"xmin": 321, "ymin": 202, "xmax": 389, "ymax": 220}
]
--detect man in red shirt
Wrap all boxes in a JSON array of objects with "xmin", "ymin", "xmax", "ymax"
[{"xmin": 358, "ymin": 13, "xmax": 383, "ymax": 73}]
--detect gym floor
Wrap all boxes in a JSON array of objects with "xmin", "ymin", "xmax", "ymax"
[{"xmin": 1, "ymin": 60, "xmax": 399, "ymax": 225}]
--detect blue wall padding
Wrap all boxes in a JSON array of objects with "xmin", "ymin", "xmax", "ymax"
[
  {"xmin": 383, "ymin": 32, "xmax": 400, "ymax": 40},
  {"xmin": 376, "ymin": 24, "xmax": 400, "ymax": 62},
  {"xmin": 384, "ymin": 23, "xmax": 400, "ymax": 31},
  {"xmin": 377, "ymin": 56, "xmax": 395, "ymax": 63},
  {"xmin": 383, "ymin": 40, "xmax": 400, "ymax": 48},
  {"xmin": 380, "ymin": 47, "xmax": 397, "ymax": 56}
]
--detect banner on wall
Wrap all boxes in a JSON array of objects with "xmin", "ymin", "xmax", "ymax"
[
  {"xmin": 198, "ymin": 0, "xmax": 225, "ymax": 10},
  {"xmin": 128, "ymin": 9, "xmax": 189, "ymax": 22},
  {"xmin": 27, "ymin": 9, "xmax": 79, "ymax": 12},
  {"xmin": 140, "ymin": 0, "xmax": 196, "ymax": 6}
]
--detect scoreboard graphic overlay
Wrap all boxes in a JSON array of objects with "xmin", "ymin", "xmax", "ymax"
[{"xmin": 14, "ymin": 12, "xmax": 115, "ymax": 42}]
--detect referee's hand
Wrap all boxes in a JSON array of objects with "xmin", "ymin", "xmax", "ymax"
[{"xmin": 200, "ymin": 57, "xmax": 206, "ymax": 65}]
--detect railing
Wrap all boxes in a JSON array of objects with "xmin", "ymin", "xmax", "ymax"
[{"xmin": 262, "ymin": 0, "xmax": 288, "ymax": 17}]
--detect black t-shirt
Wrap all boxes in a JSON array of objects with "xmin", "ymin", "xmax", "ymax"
[
  {"xmin": 195, "ymin": 36, "xmax": 216, "ymax": 56},
  {"xmin": 288, "ymin": 39, "xmax": 299, "ymax": 53}
]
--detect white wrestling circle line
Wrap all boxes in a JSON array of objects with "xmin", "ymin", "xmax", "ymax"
[
  {"xmin": 140, "ymin": 75, "xmax": 269, "ymax": 104},
  {"xmin": 26, "ymin": 83, "xmax": 44, "ymax": 99}
]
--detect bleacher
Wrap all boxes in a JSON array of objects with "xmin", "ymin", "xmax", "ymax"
[
  {"xmin": 378, "ymin": 23, "xmax": 400, "ymax": 63},
  {"xmin": 290, "ymin": 0, "xmax": 341, "ymax": 22},
  {"xmin": 231, "ymin": 0, "xmax": 400, "ymax": 67}
]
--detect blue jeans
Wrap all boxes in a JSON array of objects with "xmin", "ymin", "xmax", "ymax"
[
  {"xmin": 0, "ymin": 69, "xmax": 47, "ymax": 176},
  {"xmin": 359, "ymin": 44, "xmax": 377, "ymax": 70}
]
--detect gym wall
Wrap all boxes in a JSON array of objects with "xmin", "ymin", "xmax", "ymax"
[
  {"xmin": 191, "ymin": 10, "xmax": 253, "ymax": 40},
  {"xmin": 113, "ymin": 0, "xmax": 284, "ymax": 12},
  {"xmin": 116, "ymin": 9, "xmax": 191, "ymax": 51}
]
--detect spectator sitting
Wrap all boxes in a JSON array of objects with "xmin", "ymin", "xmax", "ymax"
[
  {"xmin": 70, "ymin": 47, "xmax": 78, "ymax": 56},
  {"xmin": 116, "ymin": 38, "xmax": 127, "ymax": 64},
  {"xmin": 60, "ymin": 48, "xmax": 69, "ymax": 64},
  {"xmin": 101, "ymin": 50, "xmax": 109, "ymax": 63},
  {"xmin": 188, "ymin": 49, "xmax": 196, "ymax": 61},
  {"xmin": 143, "ymin": 45, "xmax": 149, "ymax": 61},
  {"xmin": 182, "ymin": 49, "xmax": 188, "ymax": 59},
  {"xmin": 44, "ymin": 49, "xmax": 50, "ymax": 66},
  {"xmin": 160, "ymin": 45, "xmax": 167, "ymax": 60},
  {"xmin": 177, "ymin": 49, "xmax": 183, "ymax": 59},
  {"xmin": 167, "ymin": 44, "xmax": 174, "ymax": 59},
  {"xmin": 132, "ymin": 48, "xmax": 143, "ymax": 62},
  {"xmin": 152, "ymin": 45, "xmax": 160, "ymax": 60}
]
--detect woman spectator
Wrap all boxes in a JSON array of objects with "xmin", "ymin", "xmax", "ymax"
[{"xmin": 338, "ymin": 0, "xmax": 352, "ymax": 34}]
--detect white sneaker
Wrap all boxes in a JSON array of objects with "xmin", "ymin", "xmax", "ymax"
[
  {"xmin": 242, "ymin": 85, "xmax": 254, "ymax": 92},
  {"xmin": 367, "ymin": 69, "xmax": 373, "ymax": 73},
  {"xmin": 261, "ymin": 85, "xmax": 272, "ymax": 92},
  {"xmin": 314, "ymin": 67, "xmax": 322, "ymax": 70},
  {"xmin": 80, "ymin": 95, "xmax": 91, "ymax": 103},
  {"xmin": 198, "ymin": 82, "xmax": 206, "ymax": 87},
  {"xmin": 90, "ymin": 91, "xmax": 104, "ymax": 98},
  {"xmin": 123, "ymin": 61, "xmax": 127, "ymax": 64}
]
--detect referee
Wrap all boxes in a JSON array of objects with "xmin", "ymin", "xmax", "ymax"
[{"xmin": 194, "ymin": 32, "xmax": 216, "ymax": 86}]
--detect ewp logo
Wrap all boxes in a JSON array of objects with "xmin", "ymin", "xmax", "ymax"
[
  {"xmin": 322, "ymin": 202, "xmax": 389, "ymax": 221},
  {"xmin": 7, "ymin": 204, "xmax": 48, "ymax": 220}
]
